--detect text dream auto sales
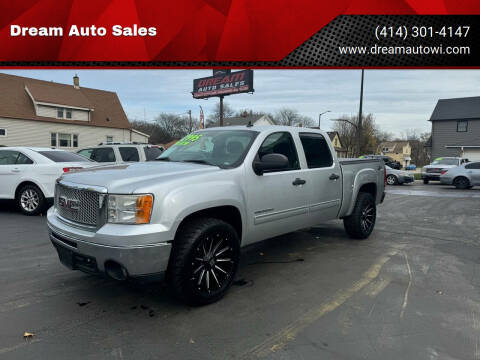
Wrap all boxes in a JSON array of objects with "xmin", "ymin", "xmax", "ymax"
[{"xmin": 196, "ymin": 72, "xmax": 247, "ymax": 94}]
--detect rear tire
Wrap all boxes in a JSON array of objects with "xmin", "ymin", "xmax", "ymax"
[
  {"xmin": 166, "ymin": 218, "xmax": 240, "ymax": 306},
  {"xmin": 386, "ymin": 175, "xmax": 398, "ymax": 185},
  {"xmin": 16, "ymin": 184, "xmax": 45, "ymax": 216},
  {"xmin": 423, "ymin": 178, "xmax": 429, "ymax": 184},
  {"xmin": 454, "ymin": 177, "xmax": 470, "ymax": 190},
  {"xmin": 344, "ymin": 192, "xmax": 376, "ymax": 240}
]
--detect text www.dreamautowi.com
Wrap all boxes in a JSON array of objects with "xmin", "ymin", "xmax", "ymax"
[{"xmin": 339, "ymin": 44, "xmax": 470, "ymax": 56}]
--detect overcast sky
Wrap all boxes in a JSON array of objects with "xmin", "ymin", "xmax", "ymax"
[{"xmin": 3, "ymin": 69, "xmax": 480, "ymax": 137}]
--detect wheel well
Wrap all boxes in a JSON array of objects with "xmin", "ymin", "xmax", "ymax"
[
  {"xmin": 178, "ymin": 206, "xmax": 242, "ymax": 241},
  {"xmin": 15, "ymin": 181, "xmax": 43, "ymax": 199},
  {"xmin": 358, "ymin": 183, "xmax": 377, "ymax": 198}
]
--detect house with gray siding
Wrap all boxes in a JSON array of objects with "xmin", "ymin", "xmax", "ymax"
[{"xmin": 429, "ymin": 96, "xmax": 480, "ymax": 161}]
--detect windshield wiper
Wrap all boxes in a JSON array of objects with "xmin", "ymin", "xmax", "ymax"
[
  {"xmin": 156, "ymin": 157, "xmax": 171, "ymax": 161},
  {"xmin": 181, "ymin": 159, "xmax": 215, "ymax": 166}
]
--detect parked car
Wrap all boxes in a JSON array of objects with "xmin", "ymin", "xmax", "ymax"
[
  {"xmin": 422, "ymin": 157, "xmax": 469, "ymax": 184},
  {"xmin": 48, "ymin": 126, "xmax": 385, "ymax": 305},
  {"xmin": 361, "ymin": 155, "xmax": 402, "ymax": 169},
  {"xmin": 77, "ymin": 143, "xmax": 164, "ymax": 164},
  {"xmin": 0, "ymin": 147, "xmax": 94, "ymax": 215},
  {"xmin": 404, "ymin": 164, "xmax": 416, "ymax": 170},
  {"xmin": 440, "ymin": 161, "xmax": 480, "ymax": 189},
  {"xmin": 385, "ymin": 165, "xmax": 414, "ymax": 185}
]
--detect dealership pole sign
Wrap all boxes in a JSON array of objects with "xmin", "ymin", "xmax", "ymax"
[{"xmin": 192, "ymin": 69, "xmax": 254, "ymax": 99}]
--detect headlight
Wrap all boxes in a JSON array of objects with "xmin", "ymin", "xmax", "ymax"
[{"xmin": 107, "ymin": 194, "xmax": 153, "ymax": 224}]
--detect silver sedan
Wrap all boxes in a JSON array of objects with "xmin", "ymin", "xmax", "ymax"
[
  {"xmin": 385, "ymin": 165, "xmax": 415, "ymax": 185},
  {"xmin": 440, "ymin": 161, "xmax": 480, "ymax": 189}
]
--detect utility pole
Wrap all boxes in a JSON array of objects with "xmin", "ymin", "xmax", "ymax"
[
  {"xmin": 357, "ymin": 69, "xmax": 364, "ymax": 157},
  {"xmin": 318, "ymin": 110, "xmax": 331, "ymax": 129},
  {"xmin": 219, "ymin": 96, "xmax": 224, "ymax": 127},
  {"xmin": 188, "ymin": 110, "xmax": 192, "ymax": 132}
]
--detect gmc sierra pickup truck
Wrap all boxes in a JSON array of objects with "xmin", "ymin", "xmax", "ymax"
[{"xmin": 47, "ymin": 126, "xmax": 385, "ymax": 305}]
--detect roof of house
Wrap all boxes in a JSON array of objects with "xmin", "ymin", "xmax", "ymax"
[
  {"xmin": 377, "ymin": 141, "xmax": 410, "ymax": 153},
  {"xmin": 430, "ymin": 96, "xmax": 480, "ymax": 121},
  {"xmin": 0, "ymin": 73, "xmax": 130, "ymax": 129},
  {"xmin": 219, "ymin": 114, "xmax": 266, "ymax": 126}
]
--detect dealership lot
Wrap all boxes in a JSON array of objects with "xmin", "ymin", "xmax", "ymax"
[{"xmin": 0, "ymin": 182, "xmax": 479, "ymax": 360}]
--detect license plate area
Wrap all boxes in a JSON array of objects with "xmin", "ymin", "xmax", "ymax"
[{"xmin": 53, "ymin": 242, "xmax": 98, "ymax": 274}]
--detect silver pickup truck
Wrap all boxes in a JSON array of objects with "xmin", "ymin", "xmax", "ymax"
[{"xmin": 47, "ymin": 126, "xmax": 385, "ymax": 305}]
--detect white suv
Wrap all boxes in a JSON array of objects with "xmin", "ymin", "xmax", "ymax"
[{"xmin": 77, "ymin": 143, "xmax": 164, "ymax": 164}]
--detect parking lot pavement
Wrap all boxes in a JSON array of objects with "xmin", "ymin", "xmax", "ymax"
[{"xmin": 0, "ymin": 183, "xmax": 479, "ymax": 360}]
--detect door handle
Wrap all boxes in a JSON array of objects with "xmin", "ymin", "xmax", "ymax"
[
  {"xmin": 292, "ymin": 178, "xmax": 306, "ymax": 186},
  {"xmin": 329, "ymin": 173, "xmax": 340, "ymax": 180},
  {"xmin": 11, "ymin": 169, "xmax": 20, "ymax": 173}
]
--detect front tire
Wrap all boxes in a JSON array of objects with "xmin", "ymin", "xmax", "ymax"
[
  {"xmin": 454, "ymin": 177, "xmax": 470, "ymax": 190},
  {"xmin": 343, "ymin": 192, "xmax": 376, "ymax": 240},
  {"xmin": 386, "ymin": 174, "xmax": 398, "ymax": 185},
  {"xmin": 167, "ymin": 218, "xmax": 240, "ymax": 306},
  {"xmin": 16, "ymin": 184, "xmax": 45, "ymax": 216}
]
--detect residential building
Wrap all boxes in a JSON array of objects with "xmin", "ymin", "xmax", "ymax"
[
  {"xmin": 428, "ymin": 96, "xmax": 480, "ymax": 161},
  {"xmin": 327, "ymin": 131, "xmax": 348, "ymax": 158},
  {"xmin": 0, "ymin": 73, "xmax": 149, "ymax": 149},
  {"xmin": 377, "ymin": 140, "xmax": 412, "ymax": 167},
  {"xmin": 213, "ymin": 113, "xmax": 275, "ymax": 127}
]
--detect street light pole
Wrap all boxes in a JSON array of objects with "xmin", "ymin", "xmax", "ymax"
[
  {"xmin": 357, "ymin": 69, "xmax": 364, "ymax": 157},
  {"xmin": 318, "ymin": 110, "xmax": 331, "ymax": 128}
]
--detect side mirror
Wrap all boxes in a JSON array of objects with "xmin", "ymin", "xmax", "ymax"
[{"xmin": 253, "ymin": 153, "xmax": 289, "ymax": 175}]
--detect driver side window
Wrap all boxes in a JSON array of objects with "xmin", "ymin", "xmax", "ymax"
[{"xmin": 257, "ymin": 132, "xmax": 300, "ymax": 171}]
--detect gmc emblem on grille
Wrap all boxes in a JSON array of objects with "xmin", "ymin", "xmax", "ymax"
[{"xmin": 58, "ymin": 196, "xmax": 80, "ymax": 211}]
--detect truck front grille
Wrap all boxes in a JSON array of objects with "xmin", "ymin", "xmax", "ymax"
[{"xmin": 55, "ymin": 183, "xmax": 104, "ymax": 227}]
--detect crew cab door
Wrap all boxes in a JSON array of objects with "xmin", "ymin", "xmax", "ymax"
[
  {"xmin": 298, "ymin": 133, "xmax": 342, "ymax": 224},
  {"xmin": 245, "ymin": 131, "xmax": 310, "ymax": 244}
]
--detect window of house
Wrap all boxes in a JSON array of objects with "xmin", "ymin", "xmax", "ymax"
[
  {"xmin": 51, "ymin": 133, "xmax": 57, "ymax": 147},
  {"xmin": 59, "ymin": 133, "xmax": 72, "ymax": 147},
  {"xmin": 119, "ymin": 147, "xmax": 140, "ymax": 162},
  {"xmin": 457, "ymin": 120, "xmax": 468, "ymax": 132},
  {"xmin": 57, "ymin": 108, "xmax": 64, "ymax": 118},
  {"xmin": 66, "ymin": 109, "xmax": 72, "ymax": 119},
  {"xmin": 106, "ymin": 136, "xmax": 113, "ymax": 143},
  {"xmin": 73, "ymin": 134, "xmax": 78, "ymax": 147},
  {"xmin": 0, "ymin": 128, "xmax": 6, "ymax": 137},
  {"xmin": 257, "ymin": 132, "xmax": 299, "ymax": 172},
  {"xmin": 299, "ymin": 133, "xmax": 333, "ymax": 168}
]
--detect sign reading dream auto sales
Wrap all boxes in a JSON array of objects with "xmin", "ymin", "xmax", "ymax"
[{"xmin": 192, "ymin": 70, "xmax": 254, "ymax": 99}]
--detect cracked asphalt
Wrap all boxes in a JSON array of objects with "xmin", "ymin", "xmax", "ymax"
[{"xmin": 0, "ymin": 182, "xmax": 479, "ymax": 359}]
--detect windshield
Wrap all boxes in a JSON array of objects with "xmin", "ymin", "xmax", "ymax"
[
  {"xmin": 38, "ymin": 151, "xmax": 92, "ymax": 163},
  {"xmin": 157, "ymin": 130, "xmax": 258, "ymax": 168},
  {"xmin": 431, "ymin": 158, "xmax": 458, "ymax": 166}
]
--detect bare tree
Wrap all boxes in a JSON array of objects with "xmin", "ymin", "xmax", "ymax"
[
  {"xmin": 131, "ymin": 113, "xmax": 199, "ymax": 144},
  {"xmin": 206, "ymin": 102, "xmax": 235, "ymax": 127},
  {"xmin": 332, "ymin": 113, "xmax": 380, "ymax": 156},
  {"xmin": 272, "ymin": 108, "xmax": 315, "ymax": 127}
]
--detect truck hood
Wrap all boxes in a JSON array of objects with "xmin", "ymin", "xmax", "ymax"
[{"xmin": 59, "ymin": 161, "xmax": 221, "ymax": 192}]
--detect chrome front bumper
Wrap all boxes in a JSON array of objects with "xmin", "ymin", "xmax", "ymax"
[{"xmin": 47, "ymin": 207, "xmax": 172, "ymax": 278}]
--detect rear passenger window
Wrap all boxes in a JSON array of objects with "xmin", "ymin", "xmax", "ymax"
[
  {"xmin": 144, "ymin": 146, "xmax": 163, "ymax": 161},
  {"xmin": 465, "ymin": 162, "xmax": 480, "ymax": 169},
  {"xmin": 299, "ymin": 133, "xmax": 333, "ymax": 168},
  {"xmin": 258, "ymin": 132, "xmax": 299, "ymax": 171},
  {"xmin": 16, "ymin": 153, "xmax": 34, "ymax": 164},
  {"xmin": 119, "ymin": 147, "xmax": 140, "ymax": 162},
  {"xmin": 91, "ymin": 148, "xmax": 115, "ymax": 162}
]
